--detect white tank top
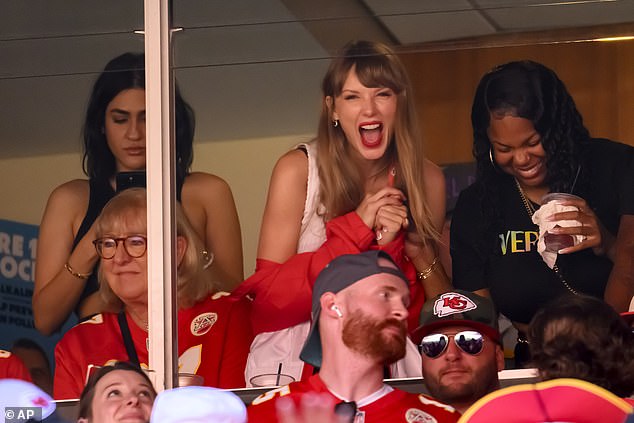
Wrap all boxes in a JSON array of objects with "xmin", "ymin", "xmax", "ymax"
[{"xmin": 297, "ymin": 141, "xmax": 327, "ymax": 253}]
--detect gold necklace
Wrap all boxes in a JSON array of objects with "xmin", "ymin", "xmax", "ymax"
[
  {"xmin": 514, "ymin": 179, "xmax": 578, "ymax": 295},
  {"xmin": 514, "ymin": 178, "xmax": 536, "ymax": 216},
  {"xmin": 126, "ymin": 307, "xmax": 149, "ymax": 332}
]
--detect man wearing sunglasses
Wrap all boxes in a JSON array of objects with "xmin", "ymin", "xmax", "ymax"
[
  {"xmin": 247, "ymin": 251, "xmax": 460, "ymax": 422},
  {"xmin": 412, "ymin": 290, "xmax": 504, "ymax": 414}
]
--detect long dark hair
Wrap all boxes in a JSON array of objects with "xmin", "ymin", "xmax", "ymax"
[
  {"xmin": 471, "ymin": 60, "xmax": 590, "ymax": 232},
  {"xmin": 82, "ymin": 52, "xmax": 195, "ymax": 190}
]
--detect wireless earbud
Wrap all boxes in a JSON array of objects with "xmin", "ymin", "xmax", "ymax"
[{"xmin": 331, "ymin": 305, "xmax": 343, "ymax": 318}]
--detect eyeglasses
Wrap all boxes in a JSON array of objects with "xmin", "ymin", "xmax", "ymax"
[
  {"xmin": 419, "ymin": 330, "xmax": 484, "ymax": 358},
  {"xmin": 93, "ymin": 235, "xmax": 147, "ymax": 259}
]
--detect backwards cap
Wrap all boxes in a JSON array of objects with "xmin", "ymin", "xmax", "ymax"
[{"xmin": 299, "ymin": 251, "xmax": 408, "ymax": 368}]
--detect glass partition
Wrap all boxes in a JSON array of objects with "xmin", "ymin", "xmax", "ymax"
[{"xmin": 0, "ymin": 0, "xmax": 146, "ymax": 395}]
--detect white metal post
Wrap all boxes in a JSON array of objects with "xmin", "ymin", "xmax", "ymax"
[{"xmin": 144, "ymin": 0, "xmax": 178, "ymax": 392}]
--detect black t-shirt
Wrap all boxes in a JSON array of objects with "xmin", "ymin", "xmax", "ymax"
[{"xmin": 451, "ymin": 138, "xmax": 634, "ymax": 324}]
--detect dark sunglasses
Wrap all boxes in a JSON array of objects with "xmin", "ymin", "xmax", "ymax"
[
  {"xmin": 419, "ymin": 330, "xmax": 484, "ymax": 358},
  {"xmin": 334, "ymin": 401, "xmax": 357, "ymax": 423}
]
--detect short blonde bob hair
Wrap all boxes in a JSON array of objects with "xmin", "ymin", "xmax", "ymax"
[{"xmin": 95, "ymin": 188, "xmax": 217, "ymax": 309}]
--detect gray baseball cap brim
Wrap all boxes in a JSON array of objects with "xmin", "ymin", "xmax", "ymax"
[{"xmin": 299, "ymin": 250, "xmax": 409, "ymax": 368}]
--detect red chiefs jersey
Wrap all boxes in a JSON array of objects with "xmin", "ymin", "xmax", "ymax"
[
  {"xmin": 0, "ymin": 349, "xmax": 32, "ymax": 381},
  {"xmin": 247, "ymin": 374, "xmax": 460, "ymax": 423},
  {"xmin": 54, "ymin": 293, "xmax": 252, "ymax": 399},
  {"xmin": 234, "ymin": 211, "xmax": 426, "ymax": 335}
]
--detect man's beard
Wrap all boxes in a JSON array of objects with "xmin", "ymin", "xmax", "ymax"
[
  {"xmin": 424, "ymin": 357, "xmax": 500, "ymax": 407},
  {"xmin": 341, "ymin": 309, "xmax": 407, "ymax": 364}
]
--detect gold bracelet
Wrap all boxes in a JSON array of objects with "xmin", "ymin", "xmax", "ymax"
[
  {"xmin": 416, "ymin": 257, "xmax": 440, "ymax": 281},
  {"xmin": 64, "ymin": 262, "xmax": 92, "ymax": 280}
]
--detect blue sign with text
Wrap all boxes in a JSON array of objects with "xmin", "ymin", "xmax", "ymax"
[{"xmin": 0, "ymin": 219, "xmax": 76, "ymax": 369}]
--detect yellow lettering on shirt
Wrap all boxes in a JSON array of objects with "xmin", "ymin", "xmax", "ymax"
[
  {"xmin": 499, "ymin": 230, "xmax": 539, "ymax": 255},
  {"xmin": 510, "ymin": 231, "xmax": 524, "ymax": 252}
]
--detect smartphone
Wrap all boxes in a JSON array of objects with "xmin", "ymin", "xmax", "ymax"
[{"xmin": 116, "ymin": 171, "xmax": 146, "ymax": 192}]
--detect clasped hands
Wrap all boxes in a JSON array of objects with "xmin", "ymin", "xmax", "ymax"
[{"xmin": 356, "ymin": 187, "xmax": 408, "ymax": 245}]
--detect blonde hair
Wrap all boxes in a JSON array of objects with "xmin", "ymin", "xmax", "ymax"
[
  {"xmin": 95, "ymin": 188, "xmax": 217, "ymax": 310},
  {"xmin": 316, "ymin": 40, "xmax": 437, "ymax": 243}
]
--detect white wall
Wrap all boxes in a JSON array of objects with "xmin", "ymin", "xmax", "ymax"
[
  {"xmin": 0, "ymin": 134, "xmax": 312, "ymax": 276},
  {"xmin": 192, "ymin": 135, "xmax": 310, "ymax": 272}
]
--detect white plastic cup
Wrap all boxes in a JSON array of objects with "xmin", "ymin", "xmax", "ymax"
[
  {"xmin": 249, "ymin": 373, "xmax": 295, "ymax": 388},
  {"xmin": 541, "ymin": 193, "xmax": 583, "ymax": 252}
]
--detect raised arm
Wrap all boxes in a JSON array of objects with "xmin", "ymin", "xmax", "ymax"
[
  {"xmin": 236, "ymin": 148, "xmax": 402, "ymax": 334},
  {"xmin": 257, "ymin": 149, "xmax": 403, "ymax": 264},
  {"xmin": 257, "ymin": 149, "xmax": 309, "ymax": 264},
  {"xmin": 182, "ymin": 172, "xmax": 244, "ymax": 292},
  {"xmin": 33, "ymin": 180, "xmax": 103, "ymax": 335}
]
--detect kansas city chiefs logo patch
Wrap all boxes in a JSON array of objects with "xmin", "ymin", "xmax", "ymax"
[
  {"xmin": 405, "ymin": 408, "xmax": 437, "ymax": 422},
  {"xmin": 190, "ymin": 312, "xmax": 218, "ymax": 336},
  {"xmin": 433, "ymin": 292, "xmax": 476, "ymax": 317}
]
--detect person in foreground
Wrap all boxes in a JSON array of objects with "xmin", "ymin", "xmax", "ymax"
[
  {"xmin": 78, "ymin": 361, "xmax": 156, "ymax": 423},
  {"xmin": 235, "ymin": 38, "xmax": 449, "ymax": 383},
  {"xmin": 54, "ymin": 188, "xmax": 252, "ymax": 399},
  {"xmin": 34, "ymin": 52, "xmax": 243, "ymax": 336},
  {"xmin": 528, "ymin": 294, "xmax": 634, "ymax": 401},
  {"xmin": 458, "ymin": 378, "xmax": 633, "ymax": 423},
  {"xmin": 11, "ymin": 338, "xmax": 54, "ymax": 395},
  {"xmin": 247, "ymin": 251, "xmax": 460, "ymax": 423},
  {"xmin": 450, "ymin": 60, "xmax": 634, "ymax": 364},
  {"xmin": 0, "ymin": 378, "xmax": 67, "ymax": 423},
  {"xmin": 413, "ymin": 290, "xmax": 504, "ymax": 414},
  {"xmin": 150, "ymin": 385, "xmax": 246, "ymax": 423}
]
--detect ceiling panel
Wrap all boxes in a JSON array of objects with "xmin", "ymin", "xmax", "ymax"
[
  {"xmin": 1, "ymin": 0, "xmax": 633, "ymax": 158},
  {"xmin": 377, "ymin": 10, "xmax": 495, "ymax": 44},
  {"xmin": 363, "ymin": 0, "xmax": 634, "ymax": 44},
  {"xmin": 482, "ymin": 1, "xmax": 634, "ymax": 32}
]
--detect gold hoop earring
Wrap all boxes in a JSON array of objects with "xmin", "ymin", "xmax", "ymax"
[{"xmin": 489, "ymin": 148, "xmax": 495, "ymax": 167}]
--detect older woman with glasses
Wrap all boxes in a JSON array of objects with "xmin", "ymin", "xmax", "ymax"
[{"xmin": 53, "ymin": 188, "xmax": 252, "ymax": 400}]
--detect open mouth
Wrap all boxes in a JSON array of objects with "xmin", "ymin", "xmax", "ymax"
[{"xmin": 359, "ymin": 122, "xmax": 383, "ymax": 148}]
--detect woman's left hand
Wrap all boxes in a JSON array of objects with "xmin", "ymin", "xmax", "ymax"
[
  {"xmin": 548, "ymin": 197, "xmax": 615, "ymax": 257},
  {"xmin": 374, "ymin": 202, "xmax": 408, "ymax": 245}
]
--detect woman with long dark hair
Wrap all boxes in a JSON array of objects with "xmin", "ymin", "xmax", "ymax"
[
  {"xmin": 33, "ymin": 53, "xmax": 243, "ymax": 335},
  {"xmin": 451, "ymin": 60, "xmax": 634, "ymax": 359}
]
